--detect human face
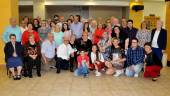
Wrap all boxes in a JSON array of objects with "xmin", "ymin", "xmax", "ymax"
[
  {"xmin": 156, "ymin": 20, "xmax": 163, "ymax": 29},
  {"xmin": 97, "ymin": 24, "xmax": 103, "ymax": 29},
  {"xmin": 102, "ymin": 32, "xmax": 108, "ymax": 39},
  {"xmin": 141, "ymin": 22, "xmax": 147, "ymax": 30},
  {"xmin": 121, "ymin": 18, "xmax": 127, "ymax": 27},
  {"xmin": 64, "ymin": 24, "xmax": 68, "ymax": 30},
  {"xmin": 29, "ymin": 36, "xmax": 35, "ymax": 43},
  {"xmin": 34, "ymin": 20, "xmax": 39, "ymax": 25},
  {"xmin": 10, "ymin": 36, "xmax": 16, "ymax": 43},
  {"xmin": 80, "ymin": 51, "xmax": 85, "ymax": 57},
  {"xmin": 112, "ymin": 39, "xmax": 119, "ymax": 47},
  {"xmin": 92, "ymin": 45, "xmax": 97, "ymax": 53},
  {"xmin": 10, "ymin": 18, "xmax": 17, "ymax": 27},
  {"xmin": 48, "ymin": 34, "xmax": 54, "ymax": 41},
  {"xmin": 127, "ymin": 22, "xmax": 133, "ymax": 29},
  {"xmin": 131, "ymin": 40, "xmax": 138, "ymax": 48},
  {"xmin": 70, "ymin": 35, "xmax": 76, "ymax": 42},
  {"xmin": 82, "ymin": 33, "xmax": 88, "ymax": 40},
  {"xmin": 144, "ymin": 45, "xmax": 152, "ymax": 54},
  {"xmin": 114, "ymin": 27, "xmax": 120, "ymax": 34},
  {"xmin": 28, "ymin": 24, "xmax": 33, "ymax": 30},
  {"xmin": 41, "ymin": 21, "xmax": 46, "ymax": 27}
]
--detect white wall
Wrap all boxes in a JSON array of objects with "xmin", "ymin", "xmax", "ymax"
[{"xmin": 143, "ymin": 1, "xmax": 166, "ymax": 27}]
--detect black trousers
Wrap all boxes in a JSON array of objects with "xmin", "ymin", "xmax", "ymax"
[
  {"xmin": 27, "ymin": 57, "xmax": 41, "ymax": 76},
  {"xmin": 56, "ymin": 57, "xmax": 69, "ymax": 71}
]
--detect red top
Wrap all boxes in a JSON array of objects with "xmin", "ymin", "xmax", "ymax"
[
  {"xmin": 77, "ymin": 55, "xmax": 89, "ymax": 67},
  {"xmin": 93, "ymin": 28, "xmax": 105, "ymax": 44},
  {"xmin": 22, "ymin": 30, "xmax": 40, "ymax": 45}
]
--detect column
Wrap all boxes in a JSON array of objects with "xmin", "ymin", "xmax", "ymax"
[
  {"xmin": 0, "ymin": 0, "xmax": 19, "ymax": 64},
  {"xmin": 166, "ymin": 1, "xmax": 170, "ymax": 61},
  {"xmin": 33, "ymin": 0, "xmax": 46, "ymax": 20}
]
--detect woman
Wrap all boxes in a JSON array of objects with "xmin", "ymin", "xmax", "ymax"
[
  {"xmin": 93, "ymin": 23, "xmax": 105, "ymax": 44},
  {"xmin": 33, "ymin": 19, "xmax": 41, "ymax": 32},
  {"xmin": 50, "ymin": 21, "xmax": 56, "ymax": 33},
  {"xmin": 69, "ymin": 34, "xmax": 78, "ymax": 72},
  {"xmin": 38, "ymin": 20, "xmax": 51, "ymax": 42},
  {"xmin": 112, "ymin": 26, "xmax": 128, "ymax": 49},
  {"xmin": 136, "ymin": 21, "xmax": 151, "ymax": 47},
  {"xmin": 89, "ymin": 20, "xmax": 97, "ymax": 40},
  {"xmin": 22, "ymin": 23, "xmax": 40, "ymax": 45},
  {"xmin": 52, "ymin": 24, "xmax": 64, "ymax": 47},
  {"xmin": 89, "ymin": 44, "xmax": 105, "ymax": 76},
  {"xmin": 105, "ymin": 38, "xmax": 126, "ymax": 76},
  {"xmin": 98, "ymin": 32, "xmax": 112, "ymax": 61},
  {"xmin": 83, "ymin": 22, "xmax": 91, "ymax": 39},
  {"xmin": 24, "ymin": 35, "xmax": 41, "ymax": 78},
  {"xmin": 20, "ymin": 20, "xmax": 28, "ymax": 34},
  {"xmin": 144, "ymin": 43, "xmax": 162, "ymax": 81},
  {"xmin": 105, "ymin": 23, "xmax": 112, "ymax": 37},
  {"xmin": 4, "ymin": 34, "xmax": 23, "ymax": 80},
  {"xmin": 62, "ymin": 23, "xmax": 72, "ymax": 39}
]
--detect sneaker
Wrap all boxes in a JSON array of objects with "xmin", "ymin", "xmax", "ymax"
[
  {"xmin": 152, "ymin": 78, "xmax": 158, "ymax": 81},
  {"xmin": 50, "ymin": 66, "xmax": 56, "ymax": 69},
  {"xmin": 83, "ymin": 74, "xmax": 89, "ymax": 78},
  {"xmin": 95, "ymin": 71, "xmax": 101, "ymax": 77},
  {"xmin": 134, "ymin": 73, "xmax": 139, "ymax": 78}
]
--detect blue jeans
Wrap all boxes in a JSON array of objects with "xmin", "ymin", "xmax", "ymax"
[
  {"xmin": 125, "ymin": 63, "xmax": 143, "ymax": 77},
  {"xmin": 74, "ymin": 65, "xmax": 88, "ymax": 76}
]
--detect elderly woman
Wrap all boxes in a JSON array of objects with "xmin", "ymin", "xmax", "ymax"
[
  {"xmin": 4, "ymin": 34, "xmax": 23, "ymax": 80},
  {"xmin": 24, "ymin": 35, "xmax": 41, "ymax": 78}
]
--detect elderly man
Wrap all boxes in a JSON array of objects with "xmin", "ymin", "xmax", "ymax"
[
  {"xmin": 3, "ymin": 18, "xmax": 22, "ymax": 43},
  {"xmin": 41, "ymin": 33, "xmax": 56, "ymax": 71},
  {"xmin": 56, "ymin": 36, "xmax": 75, "ymax": 73}
]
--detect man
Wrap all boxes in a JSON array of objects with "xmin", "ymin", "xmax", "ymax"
[
  {"xmin": 41, "ymin": 33, "xmax": 56, "ymax": 71},
  {"xmin": 125, "ymin": 38, "xmax": 145, "ymax": 77},
  {"xmin": 151, "ymin": 20, "xmax": 167, "ymax": 61},
  {"xmin": 70, "ymin": 15, "xmax": 83, "ymax": 39},
  {"xmin": 56, "ymin": 36, "xmax": 74, "ymax": 73},
  {"xmin": 3, "ymin": 18, "xmax": 22, "ymax": 43}
]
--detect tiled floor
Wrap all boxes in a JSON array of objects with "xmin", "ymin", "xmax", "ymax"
[{"xmin": 0, "ymin": 65, "xmax": 170, "ymax": 96}]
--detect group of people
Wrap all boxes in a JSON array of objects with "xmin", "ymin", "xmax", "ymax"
[{"xmin": 3, "ymin": 14, "xmax": 167, "ymax": 81}]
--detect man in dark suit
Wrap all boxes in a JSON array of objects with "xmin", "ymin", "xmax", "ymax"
[{"xmin": 151, "ymin": 20, "xmax": 167, "ymax": 61}]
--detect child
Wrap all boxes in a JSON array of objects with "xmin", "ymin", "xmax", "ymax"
[
  {"xmin": 89, "ymin": 44, "xmax": 105, "ymax": 76},
  {"xmin": 74, "ymin": 50, "xmax": 90, "ymax": 78},
  {"xmin": 105, "ymin": 38, "xmax": 126, "ymax": 77}
]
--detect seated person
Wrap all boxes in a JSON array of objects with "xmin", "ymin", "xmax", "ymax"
[
  {"xmin": 41, "ymin": 33, "xmax": 56, "ymax": 71},
  {"xmin": 24, "ymin": 35, "xmax": 41, "ymax": 78},
  {"xmin": 89, "ymin": 44, "xmax": 105, "ymax": 76},
  {"xmin": 76, "ymin": 32, "xmax": 92, "ymax": 54},
  {"xmin": 125, "ymin": 38, "xmax": 145, "ymax": 77},
  {"xmin": 144, "ymin": 43, "xmax": 162, "ymax": 81},
  {"xmin": 105, "ymin": 38, "xmax": 126, "ymax": 76},
  {"xmin": 74, "ymin": 50, "xmax": 90, "ymax": 78},
  {"xmin": 56, "ymin": 36, "xmax": 75, "ymax": 73},
  {"xmin": 97, "ymin": 32, "xmax": 112, "ymax": 61},
  {"xmin": 4, "ymin": 34, "xmax": 23, "ymax": 80}
]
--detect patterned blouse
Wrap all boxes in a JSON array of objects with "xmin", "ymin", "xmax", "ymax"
[{"xmin": 136, "ymin": 29, "xmax": 151, "ymax": 47}]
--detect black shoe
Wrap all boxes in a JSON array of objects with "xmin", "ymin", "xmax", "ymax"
[
  {"xmin": 83, "ymin": 74, "xmax": 88, "ymax": 78},
  {"xmin": 37, "ymin": 73, "xmax": 41, "ymax": 77},
  {"xmin": 13, "ymin": 76, "xmax": 17, "ymax": 80},
  {"xmin": 17, "ymin": 75, "xmax": 21, "ymax": 80},
  {"xmin": 70, "ymin": 68, "xmax": 74, "ymax": 72},
  {"xmin": 56, "ymin": 70, "xmax": 60, "ymax": 74},
  {"xmin": 29, "ymin": 75, "xmax": 33, "ymax": 78}
]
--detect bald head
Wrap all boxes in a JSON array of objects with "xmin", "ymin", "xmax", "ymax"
[{"xmin": 10, "ymin": 18, "xmax": 17, "ymax": 27}]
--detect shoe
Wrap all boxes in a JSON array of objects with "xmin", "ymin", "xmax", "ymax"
[
  {"xmin": 37, "ymin": 73, "xmax": 41, "ymax": 77},
  {"xmin": 29, "ymin": 75, "xmax": 33, "ymax": 78},
  {"xmin": 113, "ymin": 70, "xmax": 123, "ymax": 77},
  {"xmin": 95, "ymin": 71, "xmax": 101, "ymax": 77},
  {"xmin": 134, "ymin": 73, "xmax": 139, "ymax": 78},
  {"xmin": 152, "ymin": 78, "xmax": 158, "ymax": 81},
  {"xmin": 56, "ymin": 70, "xmax": 60, "ymax": 74},
  {"xmin": 70, "ymin": 68, "xmax": 74, "ymax": 72},
  {"xmin": 17, "ymin": 75, "xmax": 21, "ymax": 80},
  {"xmin": 13, "ymin": 76, "xmax": 17, "ymax": 80},
  {"xmin": 50, "ymin": 66, "xmax": 56, "ymax": 69},
  {"xmin": 83, "ymin": 74, "xmax": 89, "ymax": 78}
]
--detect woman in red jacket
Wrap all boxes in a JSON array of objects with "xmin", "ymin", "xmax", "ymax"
[
  {"xmin": 93, "ymin": 23, "xmax": 105, "ymax": 44},
  {"xmin": 22, "ymin": 23, "xmax": 40, "ymax": 45}
]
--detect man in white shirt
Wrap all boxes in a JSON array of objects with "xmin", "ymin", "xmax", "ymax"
[
  {"xmin": 41, "ymin": 33, "xmax": 56, "ymax": 71},
  {"xmin": 56, "ymin": 36, "xmax": 74, "ymax": 73}
]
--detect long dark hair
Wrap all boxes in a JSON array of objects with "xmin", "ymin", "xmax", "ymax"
[
  {"xmin": 92, "ymin": 44, "xmax": 100, "ymax": 61},
  {"xmin": 62, "ymin": 23, "xmax": 70, "ymax": 32},
  {"xmin": 111, "ymin": 25, "xmax": 123, "ymax": 38},
  {"xmin": 83, "ymin": 22, "xmax": 90, "ymax": 32}
]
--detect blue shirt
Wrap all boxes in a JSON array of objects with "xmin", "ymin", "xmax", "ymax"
[
  {"xmin": 126, "ymin": 46, "xmax": 145, "ymax": 66},
  {"xmin": 70, "ymin": 22, "xmax": 83, "ymax": 39},
  {"xmin": 3, "ymin": 25, "xmax": 22, "ymax": 43}
]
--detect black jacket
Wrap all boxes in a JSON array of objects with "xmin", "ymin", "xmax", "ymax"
[
  {"xmin": 151, "ymin": 28, "xmax": 167, "ymax": 50},
  {"xmin": 4, "ymin": 42, "xmax": 23, "ymax": 62}
]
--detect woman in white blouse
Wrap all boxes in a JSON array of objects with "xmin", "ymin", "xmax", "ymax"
[{"xmin": 89, "ymin": 44, "xmax": 105, "ymax": 76}]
